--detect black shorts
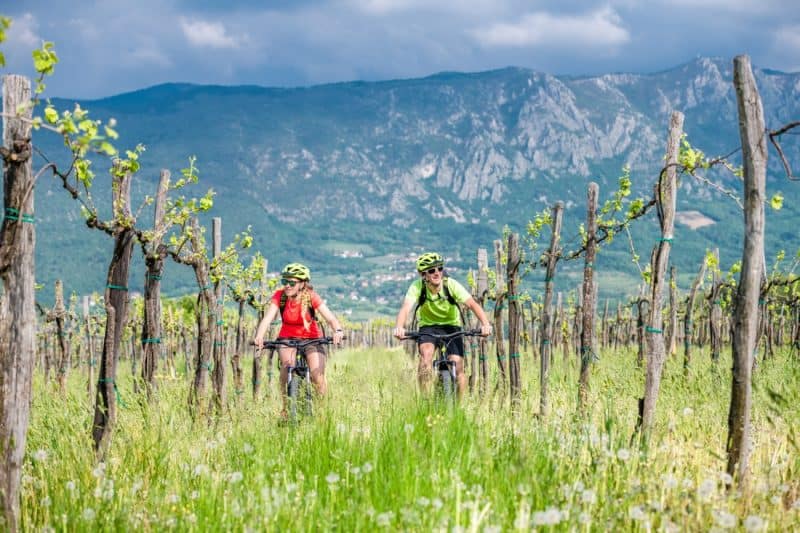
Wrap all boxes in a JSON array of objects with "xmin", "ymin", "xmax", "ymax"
[
  {"xmin": 417, "ymin": 325, "xmax": 464, "ymax": 357},
  {"xmin": 276, "ymin": 337, "xmax": 327, "ymax": 357}
]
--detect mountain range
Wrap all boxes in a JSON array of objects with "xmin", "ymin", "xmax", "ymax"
[{"xmin": 27, "ymin": 56, "xmax": 800, "ymax": 318}]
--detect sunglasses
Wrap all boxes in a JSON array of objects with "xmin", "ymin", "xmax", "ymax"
[
  {"xmin": 281, "ymin": 278, "xmax": 301, "ymax": 287},
  {"xmin": 424, "ymin": 266, "xmax": 444, "ymax": 275}
]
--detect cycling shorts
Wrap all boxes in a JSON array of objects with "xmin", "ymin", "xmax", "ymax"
[{"xmin": 417, "ymin": 325, "xmax": 464, "ymax": 358}]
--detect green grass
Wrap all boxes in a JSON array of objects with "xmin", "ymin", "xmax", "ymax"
[{"xmin": 21, "ymin": 344, "xmax": 800, "ymax": 531}]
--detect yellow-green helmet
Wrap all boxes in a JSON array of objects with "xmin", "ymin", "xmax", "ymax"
[
  {"xmin": 416, "ymin": 252, "xmax": 444, "ymax": 272},
  {"xmin": 281, "ymin": 262, "xmax": 311, "ymax": 281}
]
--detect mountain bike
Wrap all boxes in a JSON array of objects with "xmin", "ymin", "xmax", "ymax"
[
  {"xmin": 256, "ymin": 337, "xmax": 337, "ymax": 423},
  {"xmin": 401, "ymin": 329, "xmax": 484, "ymax": 399}
]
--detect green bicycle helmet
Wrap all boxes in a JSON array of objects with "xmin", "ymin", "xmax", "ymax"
[
  {"xmin": 281, "ymin": 262, "xmax": 311, "ymax": 281},
  {"xmin": 416, "ymin": 252, "xmax": 444, "ymax": 273}
]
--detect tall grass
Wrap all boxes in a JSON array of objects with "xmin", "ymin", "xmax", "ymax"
[{"xmin": 21, "ymin": 344, "xmax": 800, "ymax": 531}]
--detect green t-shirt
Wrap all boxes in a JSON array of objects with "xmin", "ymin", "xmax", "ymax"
[{"xmin": 404, "ymin": 277, "xmax": 472, "ymax": 327}]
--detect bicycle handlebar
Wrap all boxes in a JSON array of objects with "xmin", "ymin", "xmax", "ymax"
[
  {"xmin": 401, "ymin": 329, "xmax": 485, "ymax": 341},
  {"xmin": 251, "ymin": 337, "xmax": 341, "ymax": 350}
]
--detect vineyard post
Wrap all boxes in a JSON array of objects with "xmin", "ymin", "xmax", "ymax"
[
  {"xmin": 476, "ymin": 248, "xmax": 489, "ymax": 394},
  {"xmin": 187, "ymin": 217, "xmax": 215, "ymax": 412},
  {"xmin": 540, "ymin": 201, "xmax": 563, "ymax": 418},
  {"xmin": 50, "ymin": 280, "xmax": 69, "ymax": 393},
  {"xmin": 0, "ymin": 73, "xmax": 36, "ymax": 532},
  {"xmin": 83, "ymin": 296, "xmax": 95, "ymax": 397},
  {"xmin": 92, "ymin": 162, "xmax": 135, "ymax": 456},
  {"xmin": 639, "ymin": 110, "xmax": 683, "ymax": 440},
  {"xmin": 578, "ymin": 182, "xmax": 599, "ymax": 408},
  {"xmin": 709, "ymin": 248, "xmax": 723, "ymax": 364},
  {"xmin": 252, "ymin": 259, "xmax": 268, "ymax": 399},
  {"xmin": 493, "ymin": 239, "xmax": 507, "ymax": 387},
  {"xmin": 726, "ymin": 54, "xmax": 767, "ymax": 487},
  {"xmin": 210, "ymin": 217, "xmax": 227, "ymax": 413},
  {"xmin": 506, "ymin": 232, "xmax": 521, "ymax": 403},
  {"xmin": 141, "ymin": 169, "xmax": 170, "ymax": 400},
  {"xmin": 667, "ymin": 266, "xmax": 678, "ymax": 357},
  {"xmin": 601, "ymin": 300, "xmax": 609, "ymax": 349},
  {"xmin": 684, "ymin": 257, "xmax": 707, "ymax": 376},
  {"xmin": 614, "ymin": 302, "xmax": 622, "ymax": 351}
]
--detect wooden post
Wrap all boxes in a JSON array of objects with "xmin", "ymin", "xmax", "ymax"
[
  {"xmin": 540, "ymin": 202, "xmax": 563, "ymax": 417},
  {"xmin": 684, "ymin": 258, "xmax": 707, "ymax": 375},
  {"xmin": 0, "ymin": 74, "xmax": 36, "ymax": 532},
  {"xmin": 253, "ymin": 259, "xmax": 268, "ymax": 398},
  {"xmin": 476, "ymin": 249, "xmax": 489, "ymax": 394},
  {"xmin": 50, "ymin": 280, "xmax": 70, "ymax": 393},
  {"xmin": 639, "ymin": 111, "xmax": 683, "ymax": 438},
  {"xmin": 493, "ymin": 240, "xmax": 507, "ymax": 387},
  {"xmin": 578, "ymin": 183, "xmax": 599, "ymax": 408},
  {"xmin": 667, "ymin": 266, "xmax": 678, "ymax": 356},
  {"xmin": 726, "ymin": 55, "xmax": 767, "ymax": 486},
  {"xmin": 210, "ymin": 217, "xmax": 227, "ymax": 413},
  {"xmin": 506, "ymin": 233, "xmax": 521, "ymax": 402}
]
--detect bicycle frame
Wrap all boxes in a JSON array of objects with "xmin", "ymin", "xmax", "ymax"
[
  {"xmin": 401, "ymin": 329, "xmax": 483, "ymax": 398},
  {"xmin": 256, "ymin": 337, "xmax": 336, "ymax": 421}
]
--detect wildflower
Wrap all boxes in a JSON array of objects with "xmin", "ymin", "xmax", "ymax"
[
  {"xmin": 719, "ymin": 472, "xmax": 733, "ymax": 486},
  {"xmin": 376, "ymin": 511, "xmax": 393, "ymax": 527},
  {"xmin": 228, "ymin": 471, "xmax": 244, "ymax": 484},
  {"xmin": 616, "ymin": 448, "xmax": 631, "ymax": 461},
  {"xmin": 191, "ymin": 491, "xmax": 200, "ymax": 500},
  {"xmin": 432, "ymin": 498, "xmax": 443, "ymax": 509},
  {"xmin": 186, "ymin": 513, "xmax": 197, "ymax": 524},
  {"xmin": 41, "ymin": 496, "xmax": 51, "ymax": 507},
  {"xmin": 286, "ymin": 483, "xmax": 298, "ymax": 493},
  {"xmin": 92, "ymin": 463, "xmax": 106, "ymax": 478},
  {"xmin": 770, "ymin": 495, "xmax": 781, "ymax": 505},
  {"xmin": 131, "ymin": 480, "xmax": 143, "ymax": 495},
  {"xmin": 362, "ymin": 462, "xmax": 373, "ymax": 473},
  {"xmin": 662, "ymin": 474, "xmax": 679, "ymax": 490},
  {"xmin": 166, "ymin": 494, "xmax": 179, "ymax": 504},
  {"xmin": 243, "ymin": 442, "xmax": 254, "ymax": 454},
  {"xmin": 66, "ymin": 480, "xmax": 76, "ymax": 492},
  {"xmin": 713, "ymin": 510, "xmax": 737, "ymax": 529},
  {"xmin": 743, "ymin": 515, "xmax": 765, "ymax": 532},
  {"xmin": 581, "ymin": 489, "xmax": 597, "ymax": 504},
  {"xmin": 404, "ymin": 423, "xmax": 414, "ymax": 433},
  {"xmin": 82, "ymin": 508, "xmax": 96, "ymax": 521},
  {"xmin": 193, "ymin": 464, "xmax": 209, "ymax": 477},
  {"xmin": 661, "ymin": 519, "xmax": 680, "ymax": 533},
  {"xmin": 698, "ymin": 478, "xmax": 716, "ymax": 500},
  {"xmin": 165, "ymin": 517, "xmax": 177, "ymax": 527},
  {"xmin": 326, "ymin": 472, "xmax": 340, "ymax": 485},
  {"xmin": 532, "ymin": 508, "xmax": 562, "ymax": 526},
  {"xmin": 336, "ymin": 423, "xmax": 347, "ymax": 436},
  {"xmin": 350, "ymin": 466, "xmax": 361, "ymax": 478},
  {"xmin": 628, "ymin": 505, "xmax": 647, "ymax": 521},
  {"xmin": 32, "ymin": 449, "xmax": 48, "ymax": 462},
  {"xmin": 682, "ymin": 407, "xmax": 693, "ymax": 416},
  {"xmin": 417, "ymin": 497, "xmax": 430, "ymax": 507}
]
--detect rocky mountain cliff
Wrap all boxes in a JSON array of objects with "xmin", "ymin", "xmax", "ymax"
[{"xmin": 30, "ymin": 57, "xmax": 800, "ymax": 315}]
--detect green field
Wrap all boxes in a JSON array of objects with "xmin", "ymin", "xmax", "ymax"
[{"xmin": 22, "ymin": 345, "xmax": 800, "ymax": 531}]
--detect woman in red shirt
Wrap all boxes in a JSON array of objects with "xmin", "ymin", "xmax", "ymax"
[{"xmin": 253, "ymin": 263, "xmax": 344, "ymax": 418}]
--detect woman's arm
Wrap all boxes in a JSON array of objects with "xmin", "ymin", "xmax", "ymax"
[
  {"xmin": 317, "ymin": 303, "xmax": 344, "ymax": 345},
  {"xmin": 253, "ymin": 302, "xmax": 280, "ymax": 348}
]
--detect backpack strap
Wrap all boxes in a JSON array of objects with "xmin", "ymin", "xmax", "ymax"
[
  {"xmin": 413, "ymin": 278, "xmax": 464, "ymax": 325},
  {"xmin": 279, "ymin": 290, "xmax": 317, "ymax": 320}
]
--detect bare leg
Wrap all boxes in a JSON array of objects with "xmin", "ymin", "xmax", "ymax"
[
  {"xmin": 278, "ymin": 346, "xmax": 296, "ymax": 418},
  {"xmin": 305, "ymin": 349, "xmax": 327, "ymax": 396},
  {"xmin": 417, "ymin": 342, "xmax": 434, "ymax": 394},
  {"xmin": 449, "ymin": 354, "xmax": 466, "ymax": 399}
]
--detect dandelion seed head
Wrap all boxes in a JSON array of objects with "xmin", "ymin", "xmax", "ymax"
[
  {"xmin": 698, "ymin": 478, "xmax": 716, "ymax": 500},
  {"xmin": 362, "ymin": 462, "xmax": 373, "ymax": 473},
  {"xmin": 32, "ymin": 449, "xmax": 48, "ymax": 462},
  {"xmin": 326, "ymin": 472, "xmax": 340, "ymax": 484},
  {"xmin": 243, "ymin": 442, "xmax": 254, "ymax": 454},
  {"xmin": 191, "ymin": 490, "xmax": 200, "ymax": 500},
  {"xmin": 417, "ymin": 496, "xmax": 430, "ymax": 507},
  {"xmin": 682, "ymin": 407, "xmax": 694, "ymax": 416},
  {"xmin": 713, "ymin": 510, "xmax": 737, "ymax": 529},
  {"xmin": 616, "ymin": 448, "xmax": 631, "ymax": 461},
  {"xmin": 41, "ymin": 496, "xmax": 51, "ymax": 507},
  {"xmin": 743, "ymin": 515, "xmax": 765, "ymax": 532},
  {"xmin": 228, "ymin": 471, "xmax": 244, "ymax": 484},
  {"xmin": 532, "ymin": 508, "xmax": 562, "ymax": 526},
  {"xmin": 65, "ymin": 480, "xmax": 76, "ymax": 492},
  {"xmin": 166, "ymin": 493, "xmax": 179, "ymax": 504},
  {"xmin": 82, "ymin": 508, "xmax": 96, "ymax": 521},
  {"xmin": 581, "ymin": 489, "xmax": 597, "ymax": 504},
  {"xmin": 628, "ymin": 505, "xmax": 647, "ymax": 521}
]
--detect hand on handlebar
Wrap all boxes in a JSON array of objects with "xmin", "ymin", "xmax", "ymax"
[
  {"xmin": 394, "ymin": 326, "xmax": 406, "ymax": 339},
  {"xmin": 333, "ymin": 329, "xmax": 345, "ymax": 345},
  {"xmin": 480, "ymin": 323, "xmax": 493, "ymax": 337}
]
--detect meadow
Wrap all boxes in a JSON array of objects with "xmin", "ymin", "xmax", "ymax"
[{"xmin": 21, "ymin": 344, "xmax": 800, "ymax": 532}]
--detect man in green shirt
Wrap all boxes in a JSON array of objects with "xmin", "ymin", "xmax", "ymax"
[{"xmin": 394, "ymin": 252, "xmax": 492, "ymax": 395}]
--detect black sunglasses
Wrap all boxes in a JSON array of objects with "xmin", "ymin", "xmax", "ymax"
[
  {"xmin": 424, "ymin": 266, "xmax": 444, "ymax": 275},
  {"xmin": 281, "ymin": 278, "xmax": 301, "ymax": 287}
]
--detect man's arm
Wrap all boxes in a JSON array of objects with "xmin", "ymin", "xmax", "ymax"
[
  {"xmin": 394, "ymin": 298, "xmax": 415, "ymax": 338},
  {"xmin": 464, "ymin": 296, "xmax": 493, "ymax": 336}
]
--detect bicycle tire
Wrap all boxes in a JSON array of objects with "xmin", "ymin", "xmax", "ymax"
[
  {"xmin": 303, "ymin": 369, "xmax": 313, "ymax": 417},
  {"xmin": 287, "ymin": 374, "xmax": 300, "ymax": 423}
]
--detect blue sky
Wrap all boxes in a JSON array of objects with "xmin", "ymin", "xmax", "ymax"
[{"xmin": 3, "ymin": 0, "xmax": 799, "ymax": 99}]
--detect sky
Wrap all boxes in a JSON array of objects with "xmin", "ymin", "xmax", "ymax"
[{"xmin": 3, "ymin": 0, "xmax": 799, "ymax": 99}]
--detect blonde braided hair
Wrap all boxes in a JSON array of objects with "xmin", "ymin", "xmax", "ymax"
[{"xmin": 300, "ymin": 283, "xmax": 314, "ymax": 331}]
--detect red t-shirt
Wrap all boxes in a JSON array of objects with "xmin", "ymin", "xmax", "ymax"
[{"xmin": 271, "ymin": 289, "xmax": 323, "ymax": 338}]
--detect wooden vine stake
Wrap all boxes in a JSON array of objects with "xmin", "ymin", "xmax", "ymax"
[
  {"xmin": 726, "ymin": 54, "xmax": 767, "ymax": 487},
  {"xmin": 578, "ymin": 183, "xmax": 599, "ymax": 408},
  {"xmin": 506, "ymin": 232, "xmax": 521, "ymax": 403},
  {"xmin": 0, "ymin": 74, "xmax": 36, "ymax": 532},
  {"xmin": 539, "ymin": 201, "xmax": 563, "ymax": 417},
  {"xmin": 639, "ymin": 110, "xmax": 683, "ymax": 440}
]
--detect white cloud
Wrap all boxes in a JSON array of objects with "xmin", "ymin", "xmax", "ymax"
[
  {"xmin": 353, "ymin": 0, "xmax": 496, "ymax": 16},
  {"xmin": 470, "ymin": 7, "xmax": 630, "ymax": 48},
  {"xmin": 7, "ymin": 13, "xmax": 40, "ymax": 48},
  {"xmin": 180, "ymin": 18, "xmax": 240, "ymax": 49},
  {"xmin": 771, "ymin": 25, "xmax": 800, "ymax": 71}
]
